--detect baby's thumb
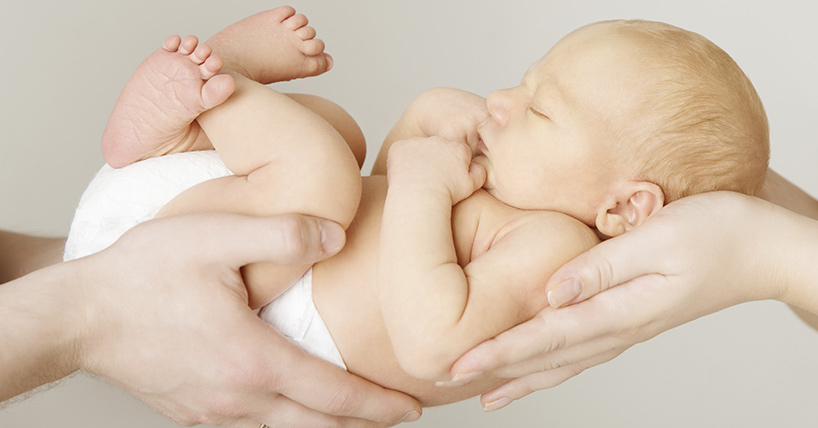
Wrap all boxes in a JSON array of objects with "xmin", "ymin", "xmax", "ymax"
[{"xmin": 469, "ymin": 162, "xmax": 487, "ymax": 191}]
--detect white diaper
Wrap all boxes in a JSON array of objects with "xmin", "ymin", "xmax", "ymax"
[
  {"xmin": 64, "ymin": 151, "xmax": 233, "ymax": 261},
  {"xmin": 64, "ymin": 151, "xmax": 346, "ymax": 369},
  {"xmin": 259, "ymin": 268, "xmax": 346, "ymax": 369}
]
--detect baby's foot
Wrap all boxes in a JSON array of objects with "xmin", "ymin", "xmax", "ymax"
[
  {"xmin": 101, "ymin": 35, "xmax": 236, "ymax": 168},
  {"xmin": 206, "ymin": 6, "xmax": 333, "ymax": 84}
]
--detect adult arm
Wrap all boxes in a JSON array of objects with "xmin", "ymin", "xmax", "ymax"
[
  {"xmin": 0, "ymin": 230, "xmax": 64, "ymax": 284},
  {"xmin": 0, "ymin": 213, "xmax": 420, "ymax": 427},
  {"xmin": 449, "ymin": 188, "xmax": 818, "ymax": 410},
  {"xmin": 759, "ymin": 169, "xmax": 818, "ymax": 330}
]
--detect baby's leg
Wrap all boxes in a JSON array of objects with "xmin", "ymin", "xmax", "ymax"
[
  {"xmin": 101, "ymin": 35, "xmax": 235, "ymax": 168},
  {"xmin": 155, "ymin": 7, "xmax": 362, "ymax": 308},
  {"xmin": 184, "ymin": 6, "xmax": 361, "ymax": 222},
  {"xmin": 286, "ymin": 94, "xmax": 367, "ymax": 169}
]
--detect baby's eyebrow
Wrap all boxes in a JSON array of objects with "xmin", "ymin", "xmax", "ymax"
[{"xmin": 520, "ymin": 64, "xmax": 540, "ymax": 86}]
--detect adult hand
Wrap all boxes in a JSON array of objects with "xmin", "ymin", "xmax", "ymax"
[
  {"xmin": 1, "ymin": 213, "xmax": 420, "ymax": 427},
  {"xmin": 449, "ymin": 191, "xmax": 818, "ymax": 411}
]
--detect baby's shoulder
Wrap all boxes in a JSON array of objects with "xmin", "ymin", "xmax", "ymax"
[
  {"xmin": 501, "ymin": 209, "xmax": 599, "ymax": 250},
  {"xmin": 456, "ymin": 190, "xmax": 599, "ymax": 257}
]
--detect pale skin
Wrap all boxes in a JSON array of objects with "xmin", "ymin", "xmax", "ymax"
[
  {"xmin": 450, "ymin": 173, "xmax": 818, "ymax": 411},
  {"xmin": 2, "ymin": 8, "xmax": 420, "ymax": 427},
  {"xmin": 100, "ymin": 6, "xmax": 600, "ymax": 407},
  {"xmin": 100, "ymin": 11, "xmax": 817, "ymax": 419},
  {"xmin": 0, "ymin": 212, "xmax": 426, "ymax": 427}
]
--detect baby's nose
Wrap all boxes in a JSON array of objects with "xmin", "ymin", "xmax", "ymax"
[{"xmin": 486, "ymin": 89, "xmax": 512, "ymax": 127}]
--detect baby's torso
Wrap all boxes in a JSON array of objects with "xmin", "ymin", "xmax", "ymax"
[
  {"xmin": 64, "ymin": 155, "xmax": 595, "ymax": 407},
  {"xmin": 311, "ymin": 175, "xmax": 581, "ymax": 405}
]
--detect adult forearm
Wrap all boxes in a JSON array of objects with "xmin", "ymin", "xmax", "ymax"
[
  {"xmin": 775, "ymin": 210, "xmax": 818, "ymax": 315},
  {"xmin": 760, "ymin": 170, "xmax": 818, "ymax": 327},
  {"xmin": 0, "ymin": 261, "xmax": 84, "ymax": 401},
  {"xmin": 0, "ymin": 230, "xmax": 65, "ymax": 284}
]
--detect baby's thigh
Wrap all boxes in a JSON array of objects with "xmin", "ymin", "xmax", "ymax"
[{"xmin": 285, "ymin": 93, "xmax": 366, "ymax": 168}]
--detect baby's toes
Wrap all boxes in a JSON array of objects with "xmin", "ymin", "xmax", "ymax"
[
  {"xmin": 162, "ymin": 35, "xmax": 182, "ymax": 52},
  {"xmin": 300, "ymin": 38, "xmax": 325, "ymax": 57},
  {"xmin": 283, "ymin": 13, "xmax": 309, "ymax": 30},
  {"xmin": 200, "ymin": 54, "xmax": 224, "ymax": 79},
  {"xmin": 178, "ymin": 35, "xmax": 199, "ymax": 55},
  {"xmin": 296, "ymin": 25, "xmax": 317, "ymax": 41},
  {"xmin": 201, "ymin": 74, "xmax": 235, "ymax": 109},
  {"xmin": 189, "ymin": 44, "xmax": 213, "ymax": 66},
  {"xmin": 269, "ymin": 5, "xmax": 297, "ymax": 24},
  {"xmin": 301, "ymin": 53, "xmax": 333, "ymax": 77}
]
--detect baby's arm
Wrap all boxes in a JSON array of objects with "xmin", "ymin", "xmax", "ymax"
[
  {"xmin": 378, "ymin": 138, "xmax": 598, "ymax": 380},
  {"xmin": 372, "ymin": 88, "xmax": 487, "ymax": 175}
]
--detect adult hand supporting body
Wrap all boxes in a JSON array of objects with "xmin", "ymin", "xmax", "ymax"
[
  {"xmin": 449, "ymin": 170, "xmax": 818, "ymax": 411},
  {"xmin": 0, "ymin": 213, "xmax": 420, "ymax": 427}
]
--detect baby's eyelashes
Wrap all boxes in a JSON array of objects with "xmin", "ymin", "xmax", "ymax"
[{"xmin": 528, "ymin": 106, "xmax": 549, "ymax": 120}]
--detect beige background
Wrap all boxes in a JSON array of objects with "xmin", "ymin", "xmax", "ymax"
[{"xmin": 2, "ymin": 1, "xmax": 817, "ymax": 427}]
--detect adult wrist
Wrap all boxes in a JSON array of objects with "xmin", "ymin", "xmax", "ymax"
[
  {"xmin": 776, "ymin": 211, "xmax": 818, "ymax": 313},
  {"xmin": 0, "ymin": 261, "xmax": 86, "ymax": 400}
]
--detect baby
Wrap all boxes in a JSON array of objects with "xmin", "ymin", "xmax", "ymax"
[{"xmin": 65, "ymin": 7, "xmax": 768, "ymax": 407}]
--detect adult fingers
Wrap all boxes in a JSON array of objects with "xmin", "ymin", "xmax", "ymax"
[
  {"xmin": 243, "ymin": 394, "xmax": 393, "ymax": 428},
  {"xmin": 489, "ymin": 334, "xmax": 627, "ymax": 380},
  {"xmin": 131, "ymin": 212, "xmax": 346, "ymax": 268},
  {"xmin": 450, "ymin": 274, "xmax": 668, "ymax": 381},
  {"xmin": 449, "ymin": 301, "xmax": 616, "ymax": 380},
  {"xmin": 260, "ymin": 330, "xmax": 421, "ymax": 426},
  {"xmin": 544, "ymin": 226, "xmax": 665, "ymax": 308},
  {"xmin": 479, "ymin": 349, "xmax": 624, "ymax": 412}
]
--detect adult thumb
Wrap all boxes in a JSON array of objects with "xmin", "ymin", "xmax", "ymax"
[
  {"xmin": 545, "ymin": 231, "xmax": 653, "ymax": 308},
  {"xmin": 164, "ymin": 213, "xmax": 347, "ymax": 268}
]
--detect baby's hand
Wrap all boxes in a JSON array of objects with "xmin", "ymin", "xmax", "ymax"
[
  {"xmin": 410, "ymin": 88, "xmax": 489, "ymax": 153},
  {"xmin": 386, "ymin": 137, "xmax": 486, "ymax": 205}
]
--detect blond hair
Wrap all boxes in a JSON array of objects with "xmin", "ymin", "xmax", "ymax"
[{"xmin": 607, "ymin": 20, "xmax": 769, "ymax": 201}]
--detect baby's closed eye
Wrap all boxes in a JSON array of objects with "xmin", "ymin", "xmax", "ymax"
[{"xmin": 528, "ymin": 106, "xmax": 549, "ymax": 120}]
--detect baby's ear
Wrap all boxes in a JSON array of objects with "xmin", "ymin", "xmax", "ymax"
[{"xmin": 595, "ymin": 182, "xmax": 664, "ymax": 238}]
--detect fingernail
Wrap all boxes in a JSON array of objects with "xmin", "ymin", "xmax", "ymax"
[
  {"xmin": 401, "ymin": 410, "xmax": 421, "ymax": 423},
  {"xmin": 317, "ymin": 220, "xmax": 345, "ymax": 254},
  {"xmin": 547, "ymin": 278, "xmax": 582, "ymax": 307},
  {"xmin": 483, "ymin": 397, "xmax": 512, "ymax": 412},
  {"xmin": 435, "ymin": 370, "xmax": 483, "ymax": 387}
]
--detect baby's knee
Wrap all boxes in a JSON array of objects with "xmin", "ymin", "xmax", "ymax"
[{"xmin": 286, "ymin": 93, "xmax": 366, "ymax": 168}]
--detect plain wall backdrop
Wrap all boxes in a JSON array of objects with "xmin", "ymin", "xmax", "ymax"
[{"xmin": 2, "ymin": 1, "xmax": 817, "ymax": 427}]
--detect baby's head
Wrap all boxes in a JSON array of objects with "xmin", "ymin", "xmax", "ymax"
[{"xmin": 473, "ymin": 19, "xmax": 769, "ymax": 237}]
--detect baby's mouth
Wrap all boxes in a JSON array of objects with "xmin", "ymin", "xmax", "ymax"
[{"xmin": 477, "ymin": 138, "xmax": 488, "ymax": 155}]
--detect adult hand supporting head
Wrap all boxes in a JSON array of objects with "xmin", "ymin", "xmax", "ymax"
[
  {"xmin": 59, "ymin": 213, "xmax": 419, "ymax": 427},
  {"xmin": 449, "ymin": 191, "xmax": 817, "ymax": 411}
]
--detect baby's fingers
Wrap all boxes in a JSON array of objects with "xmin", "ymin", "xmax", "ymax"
[{"xmin": 469, "ymin": 163, "xmax": 487, "ymax": 192}]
